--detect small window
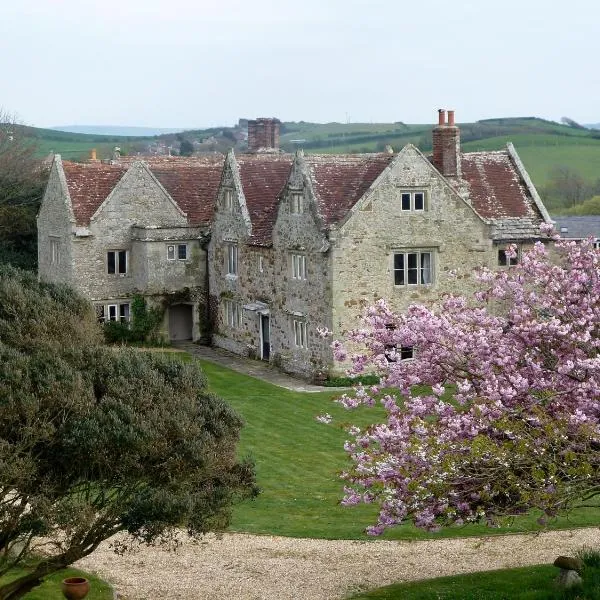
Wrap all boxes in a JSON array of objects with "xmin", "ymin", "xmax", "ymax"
[
  {"xmin": 258, "ymin": 255, "xmax": 264, "ymax": 273},
  {"xmin": 50, "ymin": 237, "xmax": 60, "ymax": 265},
  {"xmin": 223, "ymin": 188, "xmax": 235, "ymax": 212},
  {"xmin": 226, "ymin": 244, "xmax": 238, "ymax": 275},
  {"xmin": 393, "ymin": 251, "xmax": 433, "ymax": 286},
  {"xmin": 223, "ymin": 299, "xmax": 242, "ymax": 328},
  {"xmin": 119, "ymin": 303, "xmax": 130, "ymax": 322},
  {"xmin": 167, "ymin": 245, "xmax": 176, "ymax": 260},
  {"xmin": 96, "ymin": 302, "xmax": 131, "ymax": 323},
  {"xmin": 384, "ymin": 344, "xmax": 414, "ymax": 362},
  {"xmin": 293, "ymin": 319, "xmax": 307, "ymax": 348},
  {"xmin": 498, "ymin": 249, "xmax": 518, "ymax": 267},
  {"xmin": 400, "ymin": 190, "xmax": 427, "ymax": 212},
  {"xmin": 107, "ymin": 250, "xmax": 128, "ymax": 275},
  {"xmin": 290, "ymin": 193, "xmax": 304, "ymax": 214},
  {"xmin": 291, "ymin": 253, "xmax": 307, "ymax": 280},
  {"xmin": 177, "ymin": 244, "xmax": 188, "ymax": 260}
]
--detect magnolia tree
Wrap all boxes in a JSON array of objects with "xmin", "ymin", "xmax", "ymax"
[{"xmin": 328, "ymin": 229, "xmax": 600, "ymax": 535}]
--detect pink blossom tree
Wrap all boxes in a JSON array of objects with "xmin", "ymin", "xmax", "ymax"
[{"xmin": 332, "ymin": 231, "xmax": 600, "ymax": 534}]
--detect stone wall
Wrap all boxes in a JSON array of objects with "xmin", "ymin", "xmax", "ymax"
[{"xmin": 37, "ymin": 158, "xmax": 75, "ymax": 286}]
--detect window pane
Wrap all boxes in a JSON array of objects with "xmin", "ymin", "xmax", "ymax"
[
  {"xmin": 414, "ymin": 193, "xmax": 424, "ymax": 210},
  {"xmin": 167, "ymin": 245, "xmax": 175, "ymax": 260},
  {"xmin": 107, "ymin": 252, "xmax": 115, "ymax": 274},
  {"xmin": 400, "ymin": 346, "xmax": 414, "ymax": 360},
  {"xmin": 394, "ymin": 253, "xmax": 404, "ymax": 285},
  {"xmin": 178, "ymin": 244, "xmax": 187, "ymax": 260},
  {"xmin": 498, "ymin": 250, "xmax": 507, "ymax": 266},
  {"xmin": 401, "ymin": 193, "xmax": 411, "ymax": 211},
  {"xmin": 118, "ymin": 251, "xmax": 127, "ymax": 274},
  {"xmin": 108, "ymin": 305, "xmax": 117, "ymax": 321},
  {"xmin": 407, "ymin": 253, "xmax": 418, "ymax": 284},
  {"xmin": 119, "ymin": 303, "xmax": 130, "ymax": 321},
  {"xmin": 420, "ymin": 252, "xmax": 432, "ymax": 284}
]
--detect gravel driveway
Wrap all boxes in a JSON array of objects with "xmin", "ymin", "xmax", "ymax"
[{"xmin": 76, "ymin": 528, "xmax": 600, "ymax": 599}]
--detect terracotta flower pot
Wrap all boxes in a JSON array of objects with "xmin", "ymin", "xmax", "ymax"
[{"xmin": 61, "ymin": 577, "xmax": 90, "ymax": 600}]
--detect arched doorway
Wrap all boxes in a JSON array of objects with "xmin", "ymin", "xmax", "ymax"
[{"xmin": 169, "ymin": 304, "xmax": 193, "ymax": 341}]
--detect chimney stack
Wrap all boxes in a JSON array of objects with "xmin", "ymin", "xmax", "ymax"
[
  {"xmin": 89, "ymin": 148, "xmax": 98, "ymax": 161},
  {"xmin": 247, "ymin": 118, "xmax": 281, "ymax": 152},
  {"xmin": 432, "ymin": 109, "xmax": 461, "ymax": 178}
]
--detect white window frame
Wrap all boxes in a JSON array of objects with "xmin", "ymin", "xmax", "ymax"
[
  {"xmin": 290, "ymin": 192, "xmax": 304, "ymax": 214},
  {"xmin": 400, "ymin": 190, "xmax": 427, "ymax": 212},
  {"xmin": 393, "ymin": 250, "xmax": 433, "ymax": 286},
  {"xmin": 226, "ymin": 243, "xmax": 238, "ymax": 276},
  {"xmin": 223, "ymin": 299, "xmax": 242, "ymax": 328},
  {"xmin": 50, "ymin": 237, "xmax": 60, "ymax": 265},
  {"xmin": 498, "ymin": 248, "xmax": 519, "ymax": 267},
  {"xmin": 167, "ymin": 243, "xmax": 188, "ymax": 261},
  {"xmin": 95, "ymin": 302, "xmax": 131, "ymax": 323},
  {"xmin": 291, "ymin": 253, "xmax": 307, "ymax": 280},
  {"xmin": 293, "ymin": 318, "xmax": 307, "ymax": 348},
  {"xmin": 107, "ymin": 250, "xmax": 128, "ymax": 275}
]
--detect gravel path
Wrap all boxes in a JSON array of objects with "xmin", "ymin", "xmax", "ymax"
[{"xmin": 76, "ymin": 528, "xmax": 600, "ymax": 599}]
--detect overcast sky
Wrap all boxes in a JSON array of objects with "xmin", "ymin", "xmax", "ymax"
[{"xmin": 3, "ymin": 0, "xmax": 599, "ymax": 128}]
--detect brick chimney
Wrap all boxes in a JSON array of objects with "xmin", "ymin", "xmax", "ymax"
[
  {"xmin": 247, "ymin": 118, "xmax": 281, "ymax": 152},
  {"xmin": 432, "ymin": 109, "xmax": 461, "ymax": 178},
  {"xmin": 89, "ymin": 148, "xmax": 98, "ymax": 162}
]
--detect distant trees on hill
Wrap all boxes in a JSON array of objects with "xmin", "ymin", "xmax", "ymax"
[{"xmin": 541, "ymin": 165, "xmax": 600, "ymax": 213}]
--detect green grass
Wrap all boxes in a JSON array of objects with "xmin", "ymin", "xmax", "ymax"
[
  {"xmin": 169, "ymin": 356, "xmax": 600, "ymax": 541},
  {"xmin": 349, "ymin": 564, "xmax": 559, "ymax": 599},
  {"xmin": 351, "ymin": 549, "xmax": 600, "ymax": 599},
  {"xmin": 0, "ymin": 566, "xmax": 112, "ymax": 599}
]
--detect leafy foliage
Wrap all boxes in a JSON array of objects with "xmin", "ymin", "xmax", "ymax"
[
  {"xmin": 103, "ymin": 294, "xmax": 164, "ymax": 344},
  {"xmin": 331, "ymin": 231, "xmax": 600, "ymax": 535},
  {"xmin": 0, "ymin": 266, "xmax": 256, "ymax": 599}
]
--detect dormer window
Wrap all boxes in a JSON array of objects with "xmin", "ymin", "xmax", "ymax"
[{"xmin": 290, "ymin": 193, "xmax": 304, "ymax": 214}]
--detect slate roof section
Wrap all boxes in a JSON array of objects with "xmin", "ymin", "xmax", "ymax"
[
  {"xmin": 456, "ymin": 151, "xmax": 537, "ymax": 220},
  {"xmin": 61, "ymin": 156, "xmax": 224, "ymax": 227},
  {"xmin": 62, "ymin": 161, "xmax": 128, "ymax": 226},
  {"xmin": 236, "ymin": 154, "xmax": 294, "ymax": 246},
  {"xmin": 306, "ymin": 154, "xmax": 393, "ymax": 225},
  {"xmin": 552, "ymin": 215, "xmax": 600, "ymax": 239}
]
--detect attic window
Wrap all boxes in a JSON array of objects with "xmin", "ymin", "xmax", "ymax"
[
  {"xmin": 560, "ymin": 227, "xmax": 569, "ymax": 233},
  {"xmin": 401, "ymin": 191, "xmax": 426, "ymax": 212},
  {"xmin": 290, "ymin": 193, "xmax": 304, "ymax": 214}
]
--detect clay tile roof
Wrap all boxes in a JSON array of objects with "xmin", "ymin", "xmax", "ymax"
[
  {"xmin": 147, "ymin": 156, "xmax": 225, "ymax": 226},
  {"xmin": 62, "ymin": 161, "xmax": 128, "ymax": 226},
  {"xmin": 62, "ymin": 156, "xmax": 225, "ymax": 227},
  {"xmin": 237, "ymin": 155, "xmax": 294, "ymax": 245},
  {"xmin": 457, "ymin": 151, "xmax": 537, "ymax": 219},
  {"xmin": 305, "ymin": 154, "xmax": 393, "ymax": 225}
]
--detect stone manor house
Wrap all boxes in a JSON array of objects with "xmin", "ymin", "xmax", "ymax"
[{"xmin": 38, "ymin": 111, "xmax": 552, "ymax": 379}]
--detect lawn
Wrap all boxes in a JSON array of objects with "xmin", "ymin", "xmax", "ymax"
[
  {"xmin": 0, "ymin": 567, "xmax": 112, "ymax": 599},
  {"xmin": 349, "ymin": 564, "xmax": 564, "ymax": 599},
  {"xmin": 177, "ymin": 357, "xmax": 600, "ymax": 541}
]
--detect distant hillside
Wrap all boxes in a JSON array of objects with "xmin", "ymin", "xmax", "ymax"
[
  {"xmin": 587, "ymin": 123, "xmax": 600, "ymax": 130},
  {"xmin": 50, "ymin": 125, "xmax": 190, "ymax": 137}
]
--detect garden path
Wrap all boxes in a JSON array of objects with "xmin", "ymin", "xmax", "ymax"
[{"xmin": 77, "ymin": 527, "xmax": 600, "ymax": 599}]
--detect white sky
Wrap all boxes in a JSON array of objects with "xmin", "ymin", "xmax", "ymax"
[{"xmin": 3, "ymin": 0, "xmax": 599, "ymax": 128}]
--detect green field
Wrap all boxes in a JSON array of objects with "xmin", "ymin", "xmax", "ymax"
[{"xmin": 167, "ymin": 357, "xmax": 600, "ymax": 541}]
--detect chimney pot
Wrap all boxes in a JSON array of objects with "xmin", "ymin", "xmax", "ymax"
[
  {"xmin": 432, "ymin": 109, "xmax": 461, "ymax": 177},
  {"xmin": 448, "ymin": 110, "xmax": 455, "ymax": 126},
  {"xmin": 438, "ymin": 109, "xmax": 446, "ymax": 126}
]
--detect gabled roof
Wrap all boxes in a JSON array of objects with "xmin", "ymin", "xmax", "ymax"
[
  {"xmin": 455, "ymin": 150, "xmax": 539, "ymax": 220},
  {"xmin": 305, "ymin": 154, "xmax": 394, "ymax": 225},
  {"xmin": 552, "ymin": 215, "xmax": 600, "ymax": 239},
  {"xmin": 236, "ymin": 154, "xmax": 293, "ymax": 245},
  {"xmin": 61, "ymin": 156, "xmax": 224, "ymax": 227}
]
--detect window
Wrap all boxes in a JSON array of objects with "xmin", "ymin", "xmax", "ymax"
[
  {"xmin": 50, "ymin": 237, "xmax": 60, "ymax": 265},
  {"xmin": 107, "ymin": 250, "xmax": 128, "ymax": 275},
  {"xmin": 226, "ymin": 244, "xmax": 238, "ymax": 275},
  {"xmin": 291, "ymin": 253, "xmax": 307, "ymax": 280},
  {"xmin": 95, "ymin": 302, "xmax": 130, "ymax": 323},
  {"xmin": 223, "ymin": 188, "xmax": 235, "ymax": 212},
  {"xmin": 293, "ymin": 319, "xmax": 307, "ymax": 348},
  {"xmin": 290, "ymin": 193, "xmax": 304, "ymax": 214},
  {"xmin": 167, "ymin": 244, "xmax": 188, "ymax": 261},
  {"xmin": 400, "ymin": 190, "xmax": 426, "ymax": 212},
  {"xmin": 498, "ymin": 249, "xmax": 518, "ymax": 267},
  {"xmin": 384, "ymin": 344, "xmax": 414, "ymax": 362},
  {"xmin": 223, "ymin": 299, "xmax": 242, "ymax": 328},
  {"xmin": 393, "ymin": 251, "xmax": 433, "ymax": 286}
]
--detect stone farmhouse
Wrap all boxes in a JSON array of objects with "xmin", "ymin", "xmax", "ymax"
[{"xmin": 38, "ymin": 110, "xmax": 552, "ymax": 379}]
